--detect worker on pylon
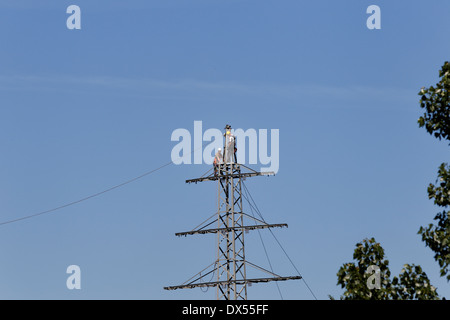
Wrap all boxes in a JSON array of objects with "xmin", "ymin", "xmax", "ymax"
[
  {"xmin": 213, "ymin": 147, "xmax": 223, "ymax": 176},
  {"xmin": 224, "ymin": 125, "xmax": 237, "ymax": 163}
]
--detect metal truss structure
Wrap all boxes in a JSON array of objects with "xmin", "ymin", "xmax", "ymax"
[{"xmin": 164, "ymin": 127, "xmax": 301, "ymax": 299}]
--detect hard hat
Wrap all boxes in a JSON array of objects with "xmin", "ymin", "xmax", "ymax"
[{"xmin": 218, "ymin": 148, "xmax": 222, "ymax": 152}]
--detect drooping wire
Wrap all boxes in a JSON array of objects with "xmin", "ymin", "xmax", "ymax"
[
  {"xmin": 200, "ymin": 262, "xmax": 217, "ymax": 293},
  {"xmin": 0, "ymin": 143, "xmax": 207, "ymax": 227},
  {"xmin": 242, "ymin": 181, "xmax": 318, "ymax": 300},
  {"xmin": 241, "ymin": 181, "xmax": 284, "ymax": 300},
  {"xmin": 0, "ymin": 161, "xmax": 173, "ymax": 227}
]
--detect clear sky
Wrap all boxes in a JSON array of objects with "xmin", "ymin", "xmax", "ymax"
[{"xmin": 0, "ymin": 0, "xmax": 449, "ymax": 300}]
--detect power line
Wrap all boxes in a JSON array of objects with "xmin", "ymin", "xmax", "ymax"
[
  {"xmin": 0, "ymin": 143, "xmax": 208, "ymax": 227},
  {"xmin": 0, "ymin": 161, "xmax": 173, "ymax": 227},
  {"xmin": 241, "ymin": 181, "xmax": 284, "ymax": 299},
  {"xmin": 242, "ymin": 181, "xmax": 318, "ymax": 300}
]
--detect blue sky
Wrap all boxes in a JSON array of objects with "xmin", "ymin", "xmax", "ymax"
[{"xmin": 0, "ymin": 0, "xmax": 450, "ymax": 299}]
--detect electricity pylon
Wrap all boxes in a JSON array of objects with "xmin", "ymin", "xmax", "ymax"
[{"xmin": 164, "ymin": 125, "xmax": 301, "ymax": 299}]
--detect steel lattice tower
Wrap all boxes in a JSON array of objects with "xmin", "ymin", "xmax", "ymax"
[
  {"xmin": 164, "ymin": 125, "xmax": 301, "ymax": 299},
  {"xmin": 215, "ymin": 162, "xmax": 247, "ymax": 299}
]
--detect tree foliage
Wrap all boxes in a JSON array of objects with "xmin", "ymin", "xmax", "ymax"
[
  {"xmin": 417, "ymin": 61, "xmax": 450, "ymax": 282},
  {"xmin": 336, "ymin": 238, "xmax": 439, "ymax": 300},
  {"xmin": 391, "ymin": 264, "xmax": 440, "ymax": 300},
  {"xmin": 418, "ymin": 61, "xmax": 450, "ymax": 141},
  {"xmin": 418, "ymin": 164, "xmax": 450, "ymax": 281},
  {"xmin": 336, "ymin": 238, "xmax": 392, "ymax": 299}
]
